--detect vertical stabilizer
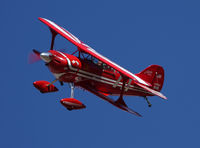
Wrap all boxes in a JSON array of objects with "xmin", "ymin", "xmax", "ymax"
[{"xmin": 136, "ymin": 65, "xmax": 164, "ymax": 92}]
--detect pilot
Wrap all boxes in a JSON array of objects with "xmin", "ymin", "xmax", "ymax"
[{"xmin": 97, "ymin": 60, "xmax": 103, "ymax": 67}]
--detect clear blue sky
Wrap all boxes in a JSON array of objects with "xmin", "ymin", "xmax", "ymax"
[{"xmin": 1, "ymin": 0, "xmax": 200, "ymax": 147}]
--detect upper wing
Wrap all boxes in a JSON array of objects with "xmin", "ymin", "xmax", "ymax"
[{"xmin": 38, "ymin": 17, "xmax": 150, "ymax": 87}]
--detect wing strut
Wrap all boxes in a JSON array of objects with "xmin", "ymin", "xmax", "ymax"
[
  {"xmin": 115, "ymin": 76, "xmax": 128, "ymax": 107},
  {"xmin": 50, "ymin": 28, "xmax": 57, "ymax": 50}
]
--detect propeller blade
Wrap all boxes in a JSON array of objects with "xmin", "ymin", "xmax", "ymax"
[
  {"xmin": 28, "ymin": 49, "xmax": 41, "ymax": 64},
  {"xmin": 33, "ymin": 49, "xmax": 40, "ymax": 56}
]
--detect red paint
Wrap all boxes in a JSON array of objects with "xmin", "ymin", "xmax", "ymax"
[
  {"xmin": 60, "ymin": 98, "xmax": 86, "ymax": 110},
  {"xmin": 136, "ymin": 65, "xmax": 164, "ymax": 92},
  {"xmin": 31, "ymin": 18, "xmax": 167, "ymax": 116},
  {"xmin": 33, "ymin": 81, "xmax": 58, "ymax": 93}
]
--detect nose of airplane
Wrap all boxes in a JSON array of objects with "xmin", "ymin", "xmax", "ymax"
[{"xmin": 40, "ymin": 52, "xmax": 52, "ymax": 63}]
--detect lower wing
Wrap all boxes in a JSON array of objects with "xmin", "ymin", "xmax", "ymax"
[{"xmin": 80, "ymin": 83, "xmax": 142, "ymax": 117}]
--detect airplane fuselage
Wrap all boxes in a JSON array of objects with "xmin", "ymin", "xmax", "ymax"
[{"xmin": 46, "ymin": 50, "xmax": 152, "ymax": 97}]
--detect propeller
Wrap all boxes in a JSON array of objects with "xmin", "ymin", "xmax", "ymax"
[
  {"xmin": 28, "ymin": 49, "xmax": 41, "ymax": 64},
  {"xmin": 28, "ymin": 49, "xmax": 54, "ymax": 64},
  {"xmin": 29, "ymin": 27, "xmax": 58, "ymax": 64},
  {"xmin": 28, "ymin": 48, "xmax": 70, "ymax": 64},
  {"xmin": 29, "ymin": 48, "xmax": 65, "ymax": 86}
]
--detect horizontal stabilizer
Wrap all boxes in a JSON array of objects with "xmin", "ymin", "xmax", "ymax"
[{"xmin": 136, "ymin": 82, "xmax": 167, "ymax": 100}]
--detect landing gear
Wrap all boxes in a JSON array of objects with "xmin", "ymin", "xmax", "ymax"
[
  {"xmin": 47, "ymin": 79, "xmax": 58, "ymax": 90},
  {"xmin": 33, "ymin": 80, "xmax": 58, "ymax": 93},
  {"xmin": 46, "ymin": 80, "xmax": 64, "ymax": 91},
  {"xmin": 144, "ymin": 96, "xmax": 152, "ymax": 107},
  {"xmin": 70, "ymin": 83, "xmax": 75, "ymax": 98},
  {"xmin": 60, "ymin": 83, "xmax": 86, "ymax": 111}
]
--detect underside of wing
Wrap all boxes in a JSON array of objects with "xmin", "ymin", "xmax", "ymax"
[
  {"xmin": 38, "ymin": 17, "xmax": 150, "ymax": 87},
  {"xmin": 78, "ymin": 82, "xmax": 142, "ymax": 117}
]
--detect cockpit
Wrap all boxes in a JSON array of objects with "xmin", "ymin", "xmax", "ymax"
[{"xmin": 78, "ymin": 52, "xmax": 114, "ymax": 71}]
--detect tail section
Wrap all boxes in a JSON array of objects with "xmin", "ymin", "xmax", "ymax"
[{"xmin": 136, "ymin": 65, "xmax": 165, "ymax": 92}]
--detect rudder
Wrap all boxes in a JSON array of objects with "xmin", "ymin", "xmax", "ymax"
[{"xmin": 136, "ymin": 65, "xmax": 165, "ymax": 92}]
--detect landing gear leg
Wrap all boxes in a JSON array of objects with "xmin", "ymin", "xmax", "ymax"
[
  {"xmin": 48, "ymin": 79, "xmax": 58, "ymax": 86},
  {"xmin": 47, "ymin": 79, "xmax": 58, "ymax": 91},
  {"xmin": 70, "ymin": 83, "xmax": 75, "ymax": 98},
  {"xmin": 60, "ymin": 83, "xmax": 86, "ymax": 111},
  {"xmin": 144, "ymin": 96, "xmax": 152, "ymax": 107},
  {"xmin": 62, "ymin": 83, "xmax": 75, "ymax": 111}
]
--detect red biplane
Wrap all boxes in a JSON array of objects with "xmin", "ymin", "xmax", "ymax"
[{"xmin": 30, "ymin": 17, "xmax": 167, "ymax": 117}]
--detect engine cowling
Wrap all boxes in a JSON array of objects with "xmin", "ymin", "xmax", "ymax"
[
  {"xmin": 60, "ymin": 98, "xmax": 86, "ymax": 110},
  {"xmin": 65, "ymin": 54, "xmax": 82, "ymax": 69},
  {"xmin": 46, "ymin": 51, "xmax": 82, "ymax": 73}
]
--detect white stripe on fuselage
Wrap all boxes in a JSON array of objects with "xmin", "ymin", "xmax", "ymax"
[
  {"xmin": 54, "ymin": 51, "xmax": 153, "ymax": 95},
  {"xmin": 68, "ymin": 71, "xmax": 153, "ymax": 95},
  {"xmin": 57, "ymin": 51, "xmax": 118, "ymax": 83}
]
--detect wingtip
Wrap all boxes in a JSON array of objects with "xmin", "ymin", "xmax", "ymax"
[
  {"xmin": 38, "ymin": 17, "xmax": 46, "ymax": 21},
  {"xmin": 161, "ymin": 95, "xmax": 168, "ymax": 100},
  {"xmin": 163, "ymin": 96, "xmax": 168, "ymax": 100}
]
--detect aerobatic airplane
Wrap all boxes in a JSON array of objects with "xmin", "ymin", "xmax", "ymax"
[{"xmin": 30, "ymin": 17, "xmax": 167, "ymax": 117}]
